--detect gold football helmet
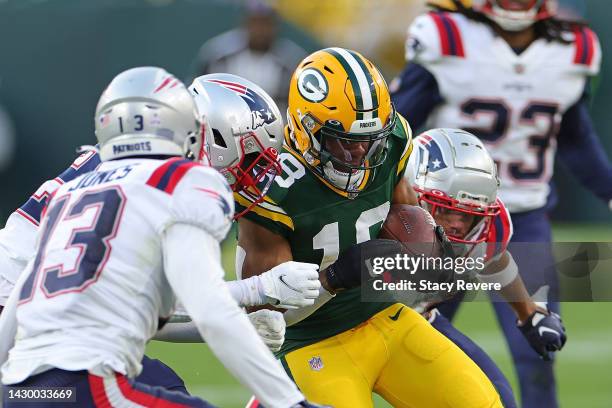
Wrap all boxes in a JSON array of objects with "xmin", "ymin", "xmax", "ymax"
[
  {"xmin": 287, "ymin": 47, "xmax": 395, "ymax": 197},
  {"xmin": 426, "ymin": 0, "xmax": 473, "ymax": 11}
]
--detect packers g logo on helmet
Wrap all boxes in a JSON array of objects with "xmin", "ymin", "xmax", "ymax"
[
  {"xmin": 287, "ymin": 47, "xmax": 396, "ymax": 198},
  {"xmin": 297, "ymin": 68, "xmax": 328, "ymax": 103}
]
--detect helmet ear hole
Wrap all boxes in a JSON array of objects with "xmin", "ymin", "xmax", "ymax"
[{"xmin": 212, "ymin": 128, "xmax": 227, "ymax": 148}]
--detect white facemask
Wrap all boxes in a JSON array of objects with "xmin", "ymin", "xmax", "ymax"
[{"xmin": 322, "ymin": 161, "xmax": 365, "ymax": 192}]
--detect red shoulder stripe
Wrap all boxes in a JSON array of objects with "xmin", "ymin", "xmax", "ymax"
[
  {"xmin": 146, "ymin": 157, "xmax": 182, "ymax": 188},
  {"xmin": 429, "ymin": 12, "xmax": 465, "ymax": 57},
  {"xmin": 573, "ymin": 26, "xmax": 596, "ymax": 66},
  {"xmin": 146, "ymin": 158, "xmax": 199, "ymax": 194},
  {"xmin": 584, "ymin": 27, "xmax": 596, "ymax": 66},
  {"xmin": 164, "ymin": 161, "xmax": 200, "ymax": 194}
]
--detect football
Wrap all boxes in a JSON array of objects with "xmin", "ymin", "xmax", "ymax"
[{"xmin": 378, "ymin": 204, "xmax": 442, "ymax": 258}]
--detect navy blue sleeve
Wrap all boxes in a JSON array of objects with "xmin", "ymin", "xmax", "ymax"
[
  {"xmin": 557, "ymin": 99, "xmax": 612, "ymax": 204},
  {"xmin": 390, "ymin": 63, "xmax": 443, "ymax": 131},
  {"xmin": 17, "ymin": 151, "xmax": 101, "ymax": 225}
]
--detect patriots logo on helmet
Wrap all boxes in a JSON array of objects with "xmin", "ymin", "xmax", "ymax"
[
  {"xmin": 418, "ymin": 134, "xmax": 448, "ymax": 172},
  {"xmin": 206, "ymin": 79, "xmax": 276, "ymax": 130}
]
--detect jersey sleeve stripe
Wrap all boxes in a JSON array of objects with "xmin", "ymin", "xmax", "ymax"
[
  {"xmin": 146, "ymin": 158, "xmax": 195, "ymax": 194},
  {"xmin": 584, "ymin": 28, "xmax": 596, "ymax": 66},
  {"xmin": 146, "ymin": 157, "xmax": 182, "ymax": 187},
  {"xmin": 57, "ymin": 151, "xmax": 101, "ymax": 184},
  {"xmin": 429, "ymin": 12, "xmax": 465, "ymax": 57},
  {"xmin": 237, "ymin": 191, "xmax": 287, "ymax": 214},
  {"xmin": 234, "ymin": 192, "xmax": 294, "ymax": 230},
  {"xmin": 15, "ymin": 208, "xmax": 40, "ymax": 226},
  {"xmin": 396, "ymin": 115, "xmax": 414, "ymax": 175},
  {"xmin": 164, "ymin": 162, "xmax": 200, "ymax": 194},
  {"xmin": 573, "ymin": 27, "xmax": 596, "ymax": 66}
]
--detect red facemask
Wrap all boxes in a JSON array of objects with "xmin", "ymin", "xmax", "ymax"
[
  {"xmin": 222, "ymin": 133, "xmax": 281, "ymax": 220},
  {"xmin": 415, "ymin": 186, "xmax": 500, "ymax": 244}
]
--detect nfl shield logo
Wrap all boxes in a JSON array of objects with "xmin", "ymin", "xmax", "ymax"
[{"xmin": 308, "ymin": 356, "xmax": 324, "ymax": 371}]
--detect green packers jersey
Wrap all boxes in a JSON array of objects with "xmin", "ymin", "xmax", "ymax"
[{"xmin": 236, "ymin": 113, "xmax": 413, "ymax": 356}]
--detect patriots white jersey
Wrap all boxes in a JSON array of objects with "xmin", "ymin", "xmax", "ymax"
[
  {"xmin": 406, "ymin": 11, "xmax": 601, "ymax": 213},
  {"xmin": 2, "ymin": 157, "xmax": 233, "ymax": 384}
]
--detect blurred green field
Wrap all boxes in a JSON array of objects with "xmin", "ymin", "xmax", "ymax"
[{"xmin": 146, "ymin": 224, "xmax": 612, "ymax": 407}]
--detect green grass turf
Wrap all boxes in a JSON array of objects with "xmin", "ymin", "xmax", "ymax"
[{"xmin": 146, "ymin": 224, "xmax": 612, "ymax": 407}]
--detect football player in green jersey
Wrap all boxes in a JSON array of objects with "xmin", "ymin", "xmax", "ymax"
[{"xmin": 235, "ymin": 48, "xmax": 503, "ymax": 407}]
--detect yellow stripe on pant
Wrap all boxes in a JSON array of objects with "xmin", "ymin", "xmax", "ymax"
[{"xmin": 283, "ymin": 304, "xmax": 503, "ymax": 408}]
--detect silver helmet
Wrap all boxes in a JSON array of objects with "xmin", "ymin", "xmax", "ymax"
[
  {"xmin": 189, "ymin": 73, "xmax": 283, "ymax": 216},
  {"xmin": 407, "ymin": 128, "xmax": 501, "ymax": 244},
  {"xmin": 95, "ymin": 67, "xmax": 202, "ymax": 161}
]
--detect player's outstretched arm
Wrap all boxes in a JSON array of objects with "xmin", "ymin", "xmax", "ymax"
[
  {"xmin": 153, "ymin": 309, "xmax": 286, "ymax": 352},
  {"xmin": 480, "ymin": 251, "xmax": 535, "ymax": 320},
  {"xmin": 163, "ymin": 223, "xmax": 304, "ymax": 408},
  {"xmin": 480, "ymin": 251, "xmax": 567, "ymax": 359},
  {"xmin": 226, "ymin": 261, "xmax": 321, "ymax": 309}
]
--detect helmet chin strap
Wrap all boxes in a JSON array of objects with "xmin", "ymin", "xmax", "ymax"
[{"xmin": 322, "ymin": 161, "xmax": 365, "ymax": 192}]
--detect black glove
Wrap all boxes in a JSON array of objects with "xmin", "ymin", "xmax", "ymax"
[
  {"xmin": 518, "ymin": 307, "xmax": 567, "ymax": 361},
  {"xmin": 325, "ymin": 239, "xmax": 405, "ymax": 291},
  {"xmin": 434, "ymin": 225, "xmax": 458, "ymax": 259},
  {"xmin": 324, "ymin": 231, "xmax": 459, "ymax": 292}
]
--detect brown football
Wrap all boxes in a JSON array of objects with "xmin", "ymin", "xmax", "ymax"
[{"xmin": 378, "ymin": 204, "xmax": 442, "ymax": 258}]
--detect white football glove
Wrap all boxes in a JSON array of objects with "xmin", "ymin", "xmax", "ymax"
[
  {"xmin": 259, "ymin": 261, "xmax": 321, "ymax": 309},
  {"xmin": 248, "ymin": 309, "xmax": 286, "ymax": 352}
]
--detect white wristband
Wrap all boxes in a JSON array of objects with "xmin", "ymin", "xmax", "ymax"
[
  {"xmin": 477, "ymin": 252, "xmax": 519, "ymax": 288},
  {"xmin": 227, "ymin": 275, "xmax": 265, "ymax": 307}
]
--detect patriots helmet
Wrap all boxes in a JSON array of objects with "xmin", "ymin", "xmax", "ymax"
[
  {"xmin": 407, "ymin": 128, "xmax": 501, "ymax": 244},
  {"xmin": 189, "ymin": 73, "xmax": 283, "ymax": 218},
  {"xmin": 95, "ymin": 67, "xmax": 203, "ymax": 162}
]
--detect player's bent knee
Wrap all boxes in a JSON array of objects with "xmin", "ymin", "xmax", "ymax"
[
  {"xmin": 401, "ymin": 319, "xmax": 502, "ymax": 407},
  {"xmin": 443, "ymin": 369, "xmax": 503, "ymax": 408}
]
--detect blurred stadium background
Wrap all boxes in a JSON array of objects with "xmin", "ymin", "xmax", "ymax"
[{"xmin": 0, "ymin": 0, "xmax": 610, "ymax": 406}]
